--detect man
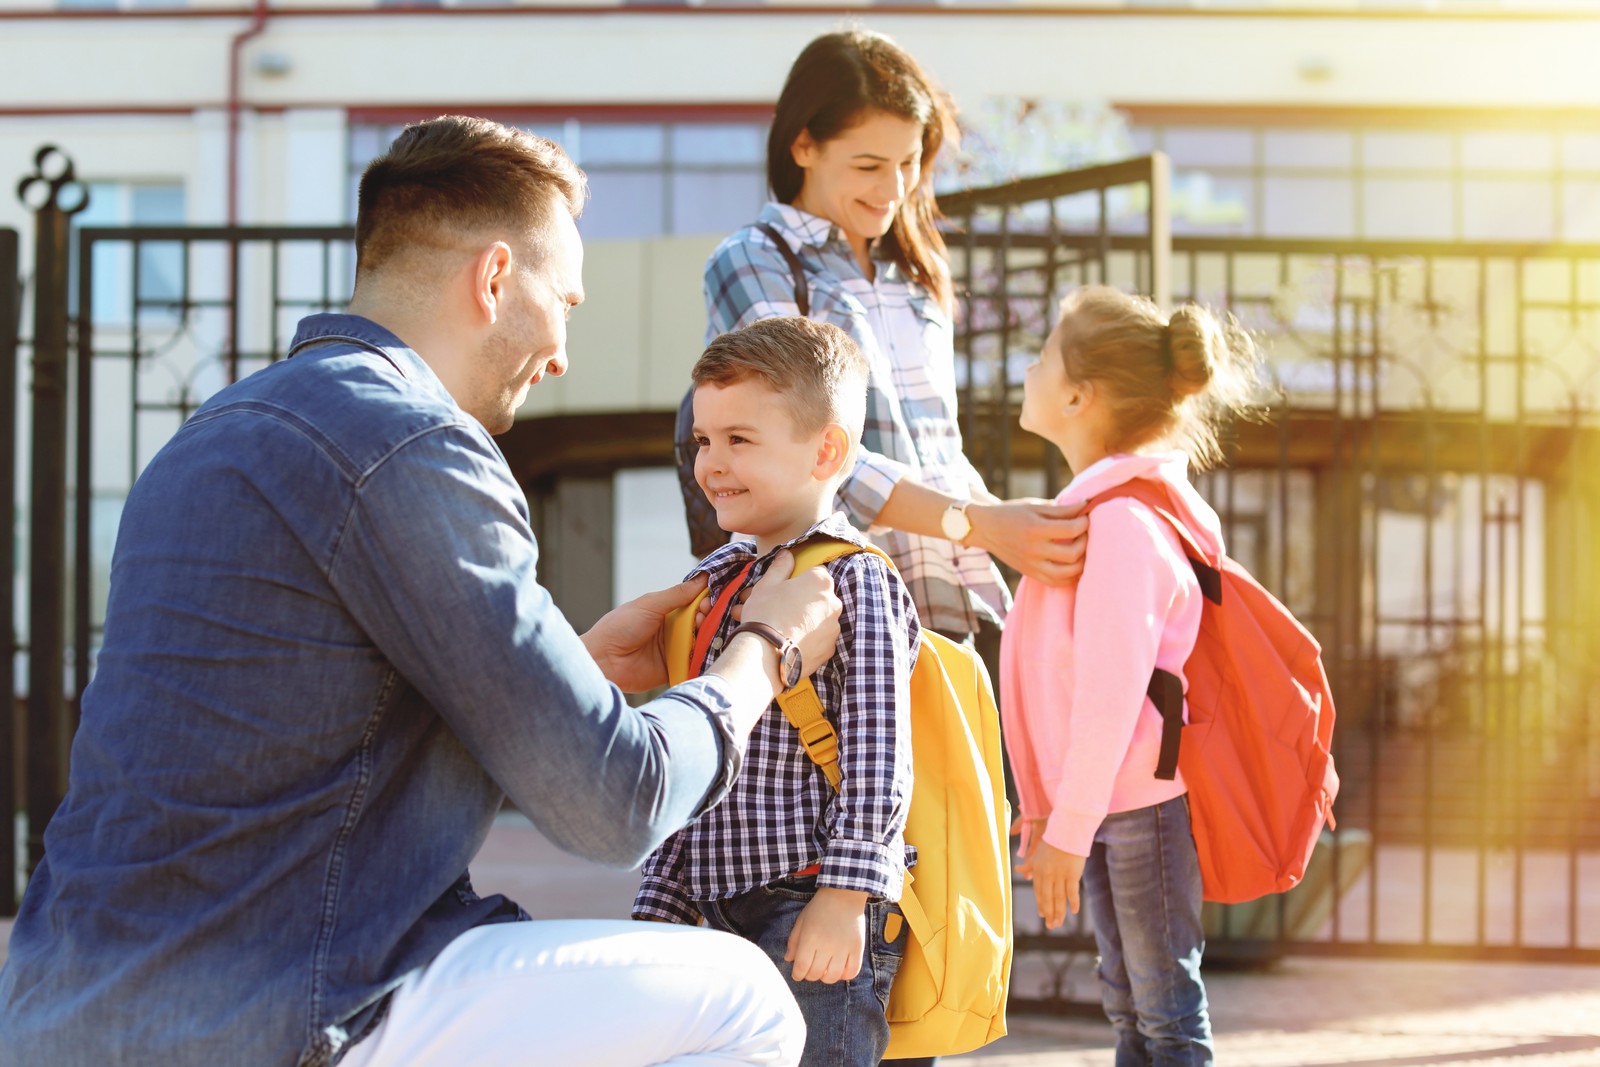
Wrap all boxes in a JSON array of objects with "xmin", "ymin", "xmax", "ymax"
[{"xmin": 0, "ymin": 116, "xmax": 838, "ymax": 1067}]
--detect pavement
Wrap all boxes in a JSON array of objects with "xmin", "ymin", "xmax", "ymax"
[{"xmin": 5, "ymin": 813, "xmax": 1599, "ymax": 1065}]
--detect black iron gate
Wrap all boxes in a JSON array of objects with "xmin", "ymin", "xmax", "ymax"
[
  {"xmin": 6, "ymin": 147, "xmax": 1599, "ymax": 990},
  {"xmin": 68, "ymin": 221, "xmax": 355, "ymax": 718},
  {"xmin": 937, "ymin": 166, "xmax": 1600, "ymax": 996},
  {"xmin": 3, "ymin": 144, "xmax": 356, "ymax": 914},
  {"xmin": 2, "ymin": 224, "xmax": 18, "ymax": 916}
]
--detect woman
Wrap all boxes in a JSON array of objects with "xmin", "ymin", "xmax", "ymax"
[{"xmin": 682, "ymin": 27, "xmax": 1086, "ymax": 654}]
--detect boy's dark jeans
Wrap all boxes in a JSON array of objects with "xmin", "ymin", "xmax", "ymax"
[{"xmin": 700, "ymin": 874, "xmax": 908, "ymax": 1067}]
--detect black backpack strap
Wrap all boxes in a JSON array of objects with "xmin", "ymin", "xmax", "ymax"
[
  {"xmin": 754, "ymin": 221, "xmax": 809, "ymax": 317},
  {"xmin": 1146, "ymin": 667, "xmax": 1185, "ymax": 782}
]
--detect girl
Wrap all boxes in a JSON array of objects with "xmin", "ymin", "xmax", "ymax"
[
  {"xmin": 686, "ymin": 27, "xmax": 1088, "ymax": 653},
  {"xmin": 1002, "ymin": 286, "xmax": 1262, "ymax": 1066}
]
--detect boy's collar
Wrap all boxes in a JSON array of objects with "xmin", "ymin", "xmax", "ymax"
[{"xmin": 717, "ymin": 511, "xmax": 867, "ymax": 569}]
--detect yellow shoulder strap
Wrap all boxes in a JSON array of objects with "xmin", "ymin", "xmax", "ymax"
[
  {"xmin": 775, "ymin": 536, "xmax": 896, "ymax": 793},
  {"xmin": 665, "ymin": 536, "xmax": 895, "ymax": 792},
  {"xmin": 664, "ymin": 586, "xmax": 712, "ymax": 688}
]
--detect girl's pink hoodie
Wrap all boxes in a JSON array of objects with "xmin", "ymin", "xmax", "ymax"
[{"xmin": 999, "ymin": 451, "xmax": 1224, "ymax": 858}]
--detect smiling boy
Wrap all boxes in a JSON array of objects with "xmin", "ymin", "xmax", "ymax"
[{"xmin": 634, "ymin": 316, "xmax": 920, "ymax": 1067}]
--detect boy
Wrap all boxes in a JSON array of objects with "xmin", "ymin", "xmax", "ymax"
[{"xmin": 634, "ymin": 317, "xmax": 920, "ymax": 1067}]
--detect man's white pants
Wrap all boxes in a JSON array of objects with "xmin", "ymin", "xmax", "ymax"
[{"xmin": 339, "ymin": 920, "xmax": 805, "ymax": 1067}]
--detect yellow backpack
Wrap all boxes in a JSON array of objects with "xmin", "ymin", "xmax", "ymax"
[{"xmin": 664, "ymin": 538, "xmax": 1012, "ymax": 1060}]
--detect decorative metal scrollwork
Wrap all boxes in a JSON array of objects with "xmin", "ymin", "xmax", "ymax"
[{"xmin": 17, "ymin": 144, "xmax": 90, "ymax": 215}]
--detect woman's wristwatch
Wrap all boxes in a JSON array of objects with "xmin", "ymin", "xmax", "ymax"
[
  {"xmin": 730, "ymin": 622, "xmax": 804, "ymax": 690},
  {"xmin": 940, "ymin": 500, "xmax": 974, "ymax": 544}
]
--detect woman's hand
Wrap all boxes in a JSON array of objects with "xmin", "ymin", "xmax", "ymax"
[{"xmin": 966, "ymin": 499, "xmax": 1088, "ymax": 586}]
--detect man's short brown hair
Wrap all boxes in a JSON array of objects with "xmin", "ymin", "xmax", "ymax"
[
  {"xmin": 693, "ymin": 317, "xmax": 869, "ymax": 441},
  {"xmin": 355, "ymin": 115, "xmax": 587, "ymax": 276}
]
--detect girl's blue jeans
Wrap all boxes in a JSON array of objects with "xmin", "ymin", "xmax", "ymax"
[
  {"xmin": 1081, "ymin": 794, "xmax": 1215, "ymax": 1067},
  {"xmin": 699, "ymin": 873, "xmax": 908, "ymax": 1067}
]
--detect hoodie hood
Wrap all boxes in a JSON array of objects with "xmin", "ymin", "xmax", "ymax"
[{"xmin": 1056, "ymin": 451, "xmax": 1226, "ymax": 563}]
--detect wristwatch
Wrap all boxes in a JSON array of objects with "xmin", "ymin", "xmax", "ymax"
[
  {"xmin": 940, "ymin": 500, "xmax": 974, "ymax": 544},
  {"xmin": 731, "ymin": 622, "xmax": 805, "ymax": 690}
]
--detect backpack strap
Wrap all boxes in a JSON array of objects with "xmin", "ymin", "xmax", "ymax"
[
  {"xmin": 754, "ymin": 222, "xmax": 810, "ymax": 317},
  {"xmin": 1084, "ymin": 482, "xmax": 1221, "ymax": 783},
  {"xmin": 690, "ymin": 560, "xmax": 756, "ymax": 674},
  {"xmin": 771, "ymin": 538, "xmax": 877, "ymax": 792},
  {"xmin": 1146, "ymin": 669, "xmax": 1185, "ymax": 782},
  {"xmin": 687, "ymin": 536, "xmax": 886, "ymax": 792}
]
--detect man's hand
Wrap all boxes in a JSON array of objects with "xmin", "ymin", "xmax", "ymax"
[
  {"xmin": 1017, "ymin": 839, "xmax": 1086, "ymax": 930},
  {"xmin": 967, "ymin": 499, "xmax": 1088, "ymax": 586},
  {"xmin": 738, "ymin": 550, "xmax": 842, "ymax": 680},
  {"xmin": 785, "ymin": 887, "xmax": 868, "ymax": 983},
  {"xmin": 580, "ymin": 574, "xmax": 708, "ymax": 692}
]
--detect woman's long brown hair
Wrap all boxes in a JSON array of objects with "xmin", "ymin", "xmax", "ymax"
[{"xmin": 766, "ymin": 29, "xmax": 958, "ymax": 314}]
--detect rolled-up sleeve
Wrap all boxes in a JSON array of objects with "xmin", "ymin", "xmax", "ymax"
[
  {"xmin": 817, "ymin": 554, "xmax": 919, "ymax": 901},
  {"xmin": 328, "ymin": 423, "xmax": 742, "ymax": 870},
  {"xmin": 838, "ymin": 449, "xmax": 916, "ymax": 531}
]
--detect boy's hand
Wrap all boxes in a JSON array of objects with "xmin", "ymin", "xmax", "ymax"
[
  {"xmin": 785, "ymin": 887, "xmax": 868, "ymax": 984},
  {"xmin": 1020, "ymin": 840, "xmax": 1085, "ymax": 930}
]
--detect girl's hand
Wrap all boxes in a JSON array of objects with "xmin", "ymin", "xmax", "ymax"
[
  {"xmin": 1024, "ymin": 840, "xmax": 1086, "ymax": 930},
  {"xmin": 1011, "ymin": 815, "xmax": 1048, "ymax": 871}
]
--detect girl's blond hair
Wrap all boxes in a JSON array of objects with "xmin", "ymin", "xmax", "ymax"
[{"xmin": 1054, "ymin": 286, "xmax": 1264, "ymax": 471}]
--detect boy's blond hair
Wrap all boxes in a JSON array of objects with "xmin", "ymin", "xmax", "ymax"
[{"xmin": 692, "ymin": 317, "xmax": 869, "ymax": 443}]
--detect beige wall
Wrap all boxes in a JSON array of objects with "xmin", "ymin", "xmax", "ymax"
[
  {"xmin": 2, "ymin": 10, "xmax": 1596, "ymax": 113},
  {"xmin": 518, "ymin": 233, "xmax": 719, "ymax": 418}
]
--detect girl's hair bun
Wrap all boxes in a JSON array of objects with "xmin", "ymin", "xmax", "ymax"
[{"xmin": 1165, "ymin": 304, "xmax": 1220, "ymax": 403}]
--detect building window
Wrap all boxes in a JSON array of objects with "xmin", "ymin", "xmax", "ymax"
[
  {"xmin": 1135, "ymin": 120, "xmax": 1592, "ymax": 243},
  {"xmin": 70, "ymin": 182, "xmax": 187, "ymax": 326},
  {"xmin": 349, "ymin": 117, "xmax": 768, "ymax": 242}
]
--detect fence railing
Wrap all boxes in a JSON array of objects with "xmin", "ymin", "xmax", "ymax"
[
  {"xmin": 6, "ymin": 151, "xmax": 1599, "ymax": 979},
  {"xmin": 2, "ymin": 226, "xmax": 18, "ymax": 915}
]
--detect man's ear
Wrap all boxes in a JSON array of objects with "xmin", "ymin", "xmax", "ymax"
[
  {"xmin": 814, "ymin": 424, "xmax": 852, "ymax": 480},
  {"xmin": 791, "ymin": 128, "xmax": 819, "ymax": 169},
  {"xmin": 471, "ymin": 241, "xmax": 515, "ymax": 326}
]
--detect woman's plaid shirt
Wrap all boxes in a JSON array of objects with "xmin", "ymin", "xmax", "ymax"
[
  {"xmin": 702, "ymin": 202, "xmax": 1011, "ymax": 637},
  {"xmin": 632, "ymin": 514, "xmax": 920, "ymax": 922}
]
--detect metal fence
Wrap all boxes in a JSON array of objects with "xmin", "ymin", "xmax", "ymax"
[
  {"xmin": 3, "ymin": 146, "xmax": 355, "ymax": 908},
  {"xmin": 69, "ymin": 223, "xmax": 355, "ymax": 715},
  {"xmin": 935, "ymin": 171, "xmax": 1600, "ymax": 994},
  {"xmin": 2, "ymin": 225, "xmax": 18, "ymax": 914},
  {"xmin": 6, "ymin": 150, "xmax": 1599, "ymax": 990}
]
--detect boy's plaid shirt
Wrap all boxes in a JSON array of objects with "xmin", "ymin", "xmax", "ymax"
[
  {"xmin": 632, "ymin": 513, "xmax": 920, "ymax": 922},
  {"xmin": 703, "ymin": 202, "xmax": 1011, "ymax": 637}
]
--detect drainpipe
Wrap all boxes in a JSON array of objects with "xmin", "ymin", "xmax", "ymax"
[{"xmin": 227, "ymin": 0, "xmax": 269, "ymax": 226}]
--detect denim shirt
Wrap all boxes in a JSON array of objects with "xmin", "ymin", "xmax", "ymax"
[{"xmin": 0, "ymin": 315, "xmax": 743, "ymax": 1067}]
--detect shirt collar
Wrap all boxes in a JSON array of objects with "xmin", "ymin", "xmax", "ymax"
[
  {"xmin": 287, "ymin": 313, "xmax": 457, "ymax": 409},
  {"xmin": 759, "ymin": 202, "xmax": 838, "ymax": 255},
  {"xmin": 695, "ymin": 510, "xmax": 869, "ymax": 577},
  {"xmin": 758, "ymin": 202, "xmax": 901, "ymax": 275}
]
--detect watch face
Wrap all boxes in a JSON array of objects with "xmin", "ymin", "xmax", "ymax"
[
  {"xmin": 781, "ymin": 646, "xmax": 805, "ymax": 690},
  {"xmin": 941, "ymin": 505, "xmax": 971, "ymax": 542}
]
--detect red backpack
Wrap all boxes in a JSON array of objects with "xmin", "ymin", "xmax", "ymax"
[{"xmin": 1088, "ymin": 480, "xmax": 1340, "ymax": 905}]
